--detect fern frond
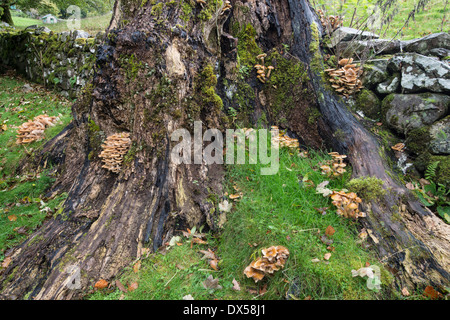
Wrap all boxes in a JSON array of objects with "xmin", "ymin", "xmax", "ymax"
[{"xmin": 424, "ymin": 161, "xmax": 440, "ymax": 181}]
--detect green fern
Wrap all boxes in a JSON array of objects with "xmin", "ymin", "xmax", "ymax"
[{"xmin": 424, "ymin": 161, "xmax": 440, "ymax": 181}]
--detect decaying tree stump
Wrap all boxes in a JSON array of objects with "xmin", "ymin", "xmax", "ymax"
[{"xmin": 0, "ymin": 0, "xmax": 448, "ymax": 299}]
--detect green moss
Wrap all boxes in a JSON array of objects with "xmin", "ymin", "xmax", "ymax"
[
  {"xmin": 119, "ymin": 53, "xmax": 144, "ymax": 82},
  {"xmin": 405, "ymin": 126, "xmax": 431, "ymax": 155},
  {"xmin": 181, "ymin": 1, "xmax": 193, "ymax": 22},
  {"xmin": 309, "ymin": 22, "xmax": 323, "ymax": 74},
  {"xmin": 265, "ymin": 50, "xmax": 309, "ymax": 117},
  {"xmin": 151, "ymin": 2, "xmax": 164, "ymax": 16},
  {"xmin": 236, "ymin": 24, "xmax": 263, "ymax": 68},
  {"xmin": 346, "ymin": 177, "xmax": 386, "ymax": 201}
]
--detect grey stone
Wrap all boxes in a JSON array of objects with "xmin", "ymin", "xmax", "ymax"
[
  {"xmin": 388, "ymin": 53, "xmax": 450, "ymax": 93},
  {"xmin": 327, "ymin": 27, "xmax": 379, "ymax": 48},
  {"xmin": 429, "ymin": 48, "xmax": 450, "ymax": 59},
  {"xmin": 334, "ymin": 32, "xmax": 450, "ymax": 57},
  {"xmin": 72, "ymin": 30, "xmax": 91, "ymax": 40},
  {"xmin": 403, "ymin": 32, "xmax": 450, "ymax": 55},
  {"xmin": 383, "ymin": 93, "xmax": 450, "ymax": 135},
  {"xmin": 429, "ymin": 116, "xmax": 450, "ymax": 155},
  {"xmin": 362, "ymin": 59, "xmax": 389, "ymax": 88},
  {"xmin": 355, "ymin": 89, "xmax": 381, "ymax": 119},
  {"xmin": 376, "ymin": 75, "xmax": 400, "ymax": 94}
]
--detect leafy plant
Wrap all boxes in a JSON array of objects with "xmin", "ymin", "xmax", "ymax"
[{"xmin": 416, "ymin": 161, "xmax": 450, "ymax": 223}]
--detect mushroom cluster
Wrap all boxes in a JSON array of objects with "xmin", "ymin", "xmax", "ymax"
[
  {"xmin": 254, "ymin": 53, "xmax": 274, "ymax": 83},
  {"xmin": 325, "ymin": 58, "xmax": 363, "ymax": 97},
  {"xmin": 330, "ymin": 190, "xmax": 365, "ymax": 219},
  {"xmin": 391, "ymin": 143, "xmax": 405, "ymax": 152},
  {"xmin": 244, "ymin": 246, "xmax": 289, "ymax": 283},
  {"xmin": 16, "ymin": 114, "xmax": 58, "ymax": 145},
  {"xmin": 221, "ymin": 0, "xmax": 232, "ymax": 14},
  {"xmin": 320, "ymin": 152, "xmax": 347, "ymax": 177},
  {"xmin": 317, "ymin": 9, "xmax": 343, "ymax": 34},
  {"xmin": 99, "ymin": 132, "xmax": 132, "ymax": 173},
  {"xmin": 272, "ymin": 131, "xmax": 300, "ymax": 150}
]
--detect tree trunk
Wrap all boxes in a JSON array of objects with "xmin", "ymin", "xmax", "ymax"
[
  {"xmin": 0, "ymin": 5, "xmax": 14, "ymax": 26},
  {"xmin": 0, "ymin": 0, "xmax": 449, "ymax": 300}
]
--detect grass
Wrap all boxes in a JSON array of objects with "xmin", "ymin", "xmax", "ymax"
[
  {"xmin": 11, "ymin": 13, "xmax": 112, "ymax": 35},
  {"xmin": 88, "ymin": 138, "xmax": 394, "ymax": 300},
  {"xmin": 313, "ymin": 0, "xmax": 448, "ymax": 40},
  {"xmin": 0, "ymin": 72, "xmax": 72, "ymax": 261}
]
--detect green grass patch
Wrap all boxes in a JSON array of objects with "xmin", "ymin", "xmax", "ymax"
[
  {"xmin": 0, "ymin": 74, "xmax": 72, "ymax": 261},
  {"xmin": 313, "ymin": 0, "xmax": 447, "ymax": 40}
]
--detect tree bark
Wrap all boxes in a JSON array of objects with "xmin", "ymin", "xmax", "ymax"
[
  {"xmin": 0, "ymin": 5, "xmax": 14, "ymax": 26},
  {"xmin": 0, "ymin": 0, "xmax": 449, "ymax": 300}
]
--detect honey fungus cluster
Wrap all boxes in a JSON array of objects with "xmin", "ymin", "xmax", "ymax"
[
  {"xmin": 16, "ymin": 115, "xmax": 58, "ymax": 145},
  {"xmin": 325, "ymin": 58, "xmax": 363, "ymax": 97},
  {"xmin": 99, "ymin": 132, "xmax": 132, "ymax": 173},
  {"xmin": 244, "ymin": 246, "xmax": 289, "ymax": 283}
]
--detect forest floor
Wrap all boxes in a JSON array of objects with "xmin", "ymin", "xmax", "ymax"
[{"xmin": 0, "ymin": 71, "xmax": 427, "ymax": 300}]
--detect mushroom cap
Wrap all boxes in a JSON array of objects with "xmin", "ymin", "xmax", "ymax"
[{"xmin": 256, "ymin": 53, "xmax": 267, "ymax": 59}]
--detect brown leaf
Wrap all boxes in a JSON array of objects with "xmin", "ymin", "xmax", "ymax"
[
  {"xmin": 1, "ymin": 257, "xmax": 12, "ymax": 269},
  {"xmin": 94, "ymin": 279, "xmax": 109, "ymax": 290},
  {"xmin": 14, "ymin": 226, "xmax": 28, "ymax": 235},
  {"xmin": 325, "ymin": 225, "xmax": 335, "ymax": 236},
  {"xmin": 401, "ymin": 287, "xmax": 410, "ymax": 297},
  {"xmin": 259, "ymin": 283, "xmax": 267, "ymax": 295},
  {"xmin": 116, "ymin": 280, "xmax": 128, "ymax": 293},
  {"xmin": 199, "ymin": 249, "xmax": 216, "ymax": 260},
  {"xmin": 202, "ymin": 275, "xmax": 222, "ymax": 290},
  {"xmin": 191, "ymin": 238, "xmax": 207, "ymax": 245},
  {"xmin": 423, "ymin": 285, "xmax": 442, "ymax": 299},
  {"xmin": 232, "ymin": 279, "xmax": 241, "ymax": 291},
  {"xmin": 133, "ymin": 261, "xmax": 141, "ymax": 273},
  {"xmin": 209, "ymin": 259, "xmax": 219, "ymax": 271},
  {"xmin": 7, "ymin": 215, "xmax": 17, "ymax": 222},
  {"xmin": 128, "ymin": 282, "xmax": 139, "ymax": 292}
]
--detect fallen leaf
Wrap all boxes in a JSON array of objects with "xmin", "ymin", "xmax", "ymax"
[
  {"xmin": 209, "ymin": 259, "xmax": 219, "ymax": 271},
  {"xmin": 199, "ymin": 249, "xmax": 216, "ymax": 260},
  {"xmin": 314, "ymin": 207, "xmax": 329, "ymax": 215},
  {"xmin": 229, "ymin": 194, "xmax": 240, "ymax": 200},
  {"xmin": 116, "ymin": 280, "xmax": 128, "ymax": 293},
  {"xmin": 405, "ymin": 182, "xmax": 415, "ymax": 190},
  {"xmin": 218, "ymin": 199, "xmax": 232, "ymax": 212},
  {"xmin": 1, "ymin": 257, "xmax": 12, "ymax": 268},
  {"xmin": 324, "ymin": 253, "xmax": 331, "ymax": 260},
  {"xmin": 401, "ymin": 287, "xmax": 410, "ymax": 297},
  {"xmin": 8, "ymin": 215, "xmax": 17, "ymax": 222},
  {"xmin": 168, "ymin": 235, "xmax": 181, "ymax": 247},
  {"xmin": 128, "ymin": 282, "xmax": 139, "ymax": 292},
  {"xmin": 202, "ymin": 275, "xmax": 222, "ymax": 290},
  {"xmin": 14, "ymin": 226, "xmax": 28, "ymax": 235},
  {"xmin": 133, "ymin": 261, "xmax": 141, "ymax": 273},
  {"xmin": 423, "ymin": 285, "xmax": 442, "ymax": 299},
  {"xmin": 259, "ymin": 283, "xmax": 267, "ymax": 295},
  {"xmin": 191, "ymin": 238, "xmax": 207, "ymax": 245},
  {"xmin": 320, "ymin": 235, "xmax": 333, "ymax": 245},
  {"xmin": 325, "ymin": 225, "xmax": 335, "ymax": 236},
  {"xmin": 183, "ymin": 294, "xmax": 194, "ymax": 300},
  {"xmin": 311, "ymin": 258, "xmax": 320, "ymax": 263},
  {"xmin": 94, "ymin": 279, "xmax": 109, "ymax": 289},
  {"xmin": 232, "ymin": 279, "xmax": 241, "ymax": 291},
  {"xmin": 304, "ymin": 296, "xmax": 312, "ymax": 300}
]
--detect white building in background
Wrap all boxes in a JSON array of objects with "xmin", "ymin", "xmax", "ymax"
[{"xmin": 41, "ymin": 14, "xmax": 58, "ymax": 24}]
